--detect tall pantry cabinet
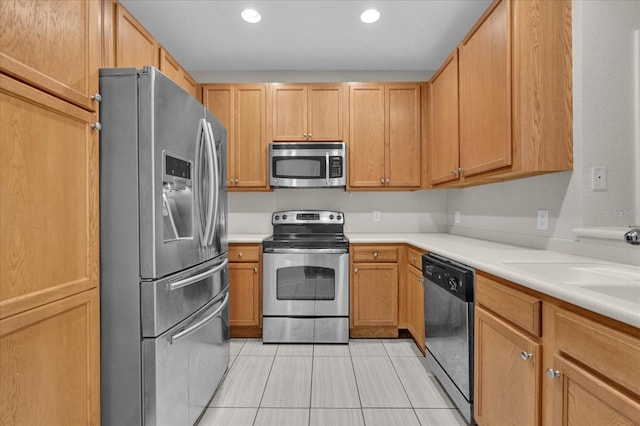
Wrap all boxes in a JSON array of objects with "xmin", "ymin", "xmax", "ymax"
[{"xmin": 0, "ymin": 1, "xmax": 101, "ymax": 425}]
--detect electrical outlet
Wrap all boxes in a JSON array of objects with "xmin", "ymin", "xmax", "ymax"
[
  {"xmin": 537, "ymin": 209, "xmax": 549, "ymax": 231},
  {"xmin": 454, "ymin": 210, "xmax": 461, "ymax": 224},
  {"xmin": 372, "ymin": 211, "xmax": 381, "ymax": 222},
  {"xmin": 591, "ymin": 166, "xmax": 607, "ymax": 191}
]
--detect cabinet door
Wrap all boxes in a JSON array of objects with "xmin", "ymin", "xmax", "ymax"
[
  {"xmin": 180, "ymin": 72, "xmax": 198, "ymax": 100},
  {"xmin": 308, "ymin": 84, "xmax": 344, "ymax": 141},
  {"xmin": 203, "ymin": 85, "xmax": 235, "ymax": 185},
  {"xmin": 386, "ymin": 84, "xmax": 421, "ymax": 188},
  {"xmin": 406, "ymin": 265, "xmax": 425, "ymax": 350},
  {"xmin": 0, "ymin": 75, "xmax": 99, "ymax": 319},
  {"xmin": 115, "ymin": 3, "xmax": 159, "ymax": 68},
  {"xmin": 272, "ymin": 84, "xmax": 307, "ymax": 141},
  {"xmin": 229, "ymin": 262, "xmax": 261, "ymax": 328},
  {"xmin": 349, "ymin": 84, "xmax": 385, "ymax": 188},
  {"xmin": 459, "ymin": 0, "xmax": 511, "ymax": 178},
  {"xmin": 235, "ymin": 84, "xmax": 268, "ymax": 189},
  {"xmin": 474, "ymin": 307, "xmax": 541, "ymax": 426},
  {"xmin": 0, "ymin": 0, "xmax": 100, "ymax": 110},
  {"xmin": 352, "ymin": 263, "xmax": 398, "ymax": 327},
  {"xmin": 429, "ymin": 51, "xmax": 461, "ymax": 185},
  {"xmin": 0, "ymin": 288, "xmax": 100, "ymax": 425},
  {"xmin": 551, "ymin": 355, "xmax": 640, "ymax": 426},
  {"xmin": 159, "ymin": 47, "xmax": 181, "ymax": 85}
]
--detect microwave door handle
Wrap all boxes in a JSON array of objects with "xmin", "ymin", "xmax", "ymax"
[
  {"xmin": 168, "ymin": 257, "xmax": 228, "ymax": 291},
  {"xmin": 170, "ymin": 291, "xmax": 229, "ymax": 344},
  {"xmin": 206, "ymin": 121, "xmax": 219, "ymax": 246},
  {"xmin": 326, "ymin": 153, "xmax": 330, "ymax": 185},
  {"xmin": 194, "ymin": 119, "xmax": 206, "ymax": 244}
]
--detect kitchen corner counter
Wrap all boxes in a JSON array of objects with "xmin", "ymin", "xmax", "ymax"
[
  {"xmin": 228, "ymin": 233, "xmax": 270, "ymax": 244},
  {"xmin": 347, "ymin": 233, "xmax": 640, "ymax": 329}
]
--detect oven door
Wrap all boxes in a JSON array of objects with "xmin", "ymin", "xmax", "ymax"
[{"xmin": 263, "ymin": 251, "xmax": 348, "ymax": 316}]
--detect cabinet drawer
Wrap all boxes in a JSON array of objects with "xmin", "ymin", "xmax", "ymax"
[
  {"xmin": 476, "ymin": 273, "xmax": 541, "ymax": 337},
  {"xmin": 554, "ymin": 307, "xmax": 640, "ymax": 396},
  {"xmin": 229, "ymin": 245, "xmax": 261, "ymax": 262},
  {"xmin": 352, "ymin": 246, "xmax": 398, "ymax": 262},
  {"xmin": 407, "ymin": 246, "xmax": 425, "ymax": 269}
]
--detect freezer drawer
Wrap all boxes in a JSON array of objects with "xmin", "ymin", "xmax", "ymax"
[
  {"xmin": 142, "ymin": 289, "xmax": 230, "ymax": 426},
  {"xmin": 141, "ymin": 255, "xmax": 228, "ymax": 337}
]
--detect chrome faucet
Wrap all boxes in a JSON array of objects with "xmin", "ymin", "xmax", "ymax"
[{"xmin": 624, "ymin": 228, "xmax": 640, "ymax": 245}]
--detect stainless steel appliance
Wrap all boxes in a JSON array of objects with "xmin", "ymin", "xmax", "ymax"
[
  {"xmin": 99, "ymin": 67, "xmax": 229, "ymax": 426},
  {"xmin": 262, "ymin": 210, "xmax": 349, "ymax": 343},
  {"xmin": 422, "ymin": 253, "xmax": 475, "ymax": 425},
  {"xmin": 269, "ymin": 142, "xmax": 346, "ymax": 188}
]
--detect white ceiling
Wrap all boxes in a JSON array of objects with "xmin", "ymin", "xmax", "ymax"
[{"xmin": 120, "ymin": 0, "xmax": 492, "ymax": 73}]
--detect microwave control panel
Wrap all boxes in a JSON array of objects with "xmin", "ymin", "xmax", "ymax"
[{"xmin": 329, "ymin": 156, "xmax": 343, "ymax": 178}]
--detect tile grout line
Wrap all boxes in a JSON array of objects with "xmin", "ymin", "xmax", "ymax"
[{"xmin": 252, "ymin": 347, "xmax": 277, "ymax": 426}]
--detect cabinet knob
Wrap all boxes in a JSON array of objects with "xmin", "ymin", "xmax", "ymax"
[
  {"xmin": 520, "ymin": 351, "xmax": 533, "ymax": 361},
  {"xmin": 254, "ymin": 267, "xmax": 258, "ymax": 272},
  {"xmin": 234, "ymin": 179, "xmax": 239, "ymax": 183},
  {"xmin": 91, "ymin": 122, "xmax": 102, "ymax": 131},
  {"xmin": 380, "ymin": 178, "xmax": 385, "ymax": 184},
  {"xmin": 238, "ymin": 252, "xmax": 243, "ymax": 258},
  {"xmin": 385, "ymin": 178, "xmax": 390, "ymax": 184},
  {"xmin": 458, "ymin": 167, "xmax": 464, "ymax": 173},
  {"xmin": 411, "ymin": 256, "xmax": 416, "ymax": 262},
  {"xmin": 354, "ymin": 268, "xmax": 358, "ymax": 273},
  {"xmin": 229, "ymin": 179, "xmax": 234, "ymax": 184},
  {"xmin": 373, "ymin": 252, "xmax": 379, "ymax": 258},
  {"xmin": 308, "ymin": 133, "xmax": 312, "ymax": 138},
  {"xmin": 546, "ymin": 368, "xmax": 561, "ymax": 379},
  {"xmin": 451, "ymin": 169, "xmax": 457, "ymax": 175},
  {"xmin": 418, "ymin": 277, "xmax": 424, "ymax": 284},
  {"xmin": 91, "ymin": 93, "xmax": 102, "ymax": 102}
]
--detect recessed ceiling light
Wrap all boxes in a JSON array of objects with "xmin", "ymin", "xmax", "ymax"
[
  {"xmin": 241, "ymin": 8, "xmax": 261, "ymax": 23},
  {"xmin": 360, "ymin": 9, "xmax": 380, "ymax": 24}
]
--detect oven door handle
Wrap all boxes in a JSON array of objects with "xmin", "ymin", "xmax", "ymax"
[
  {"xmin": 170, "ymin": 292, "xmax": 229, "ymax": 344},
  {"xmin": 264, "ymin": 248, "xmax": 348, "ymax": 254}
]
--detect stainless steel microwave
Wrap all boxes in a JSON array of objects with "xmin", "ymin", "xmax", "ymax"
[{"xmin": 269, "ymin": 142, "xmax": 346, "ymax": 188}]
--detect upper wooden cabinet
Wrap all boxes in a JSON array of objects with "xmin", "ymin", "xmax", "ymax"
[
  {"xmin": 271, "ymin": 83, "xmax": 345, "ymax": 141},
  {"xmin": 203, "ymin": 84, "xmax": 270, "ymax": 191},
  {"xmin": 454, "ymin": 0, "xmax": 572, "ymax": 185},
  {"xmin": 114, "ymin": 2, "xmax": 159, "ymax": 68},
  {"xmin": 0, "ymin": 0, "xmax": 100, "ymax": 111},
  {"xmin": 429, "ymin": 51, "xmax": 460, "ymax": 186},
  {"xmin": 159, "ymin": 48, "xmax": 199, "ymax": 100},
  {"xmin": 349, "ymin": 83, "xmax": 421, "ymax": 189}
]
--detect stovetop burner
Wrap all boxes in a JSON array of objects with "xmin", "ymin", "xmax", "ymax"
[{"xmin": 262, "ymin": 210, "xmax": 348, "ymax": 251}]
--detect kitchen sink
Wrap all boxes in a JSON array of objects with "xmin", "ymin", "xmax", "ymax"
[{"xmin": 503, "ymin": 261, "xmax": 640, "ymax": 303}]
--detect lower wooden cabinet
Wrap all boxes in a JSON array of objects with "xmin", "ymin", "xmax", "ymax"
[
  {"xmin": 0, "ymin": 288, "xmax": 100, "ymax": 425},
  {"xmin": 551, "ymin": 355, "xmax": 640, "ymax": 425},
  {"xmin": 350, "ymin": 245, "xmax": 399, "ymax": 337},
  {"xmin": 474, "ymin": 307, "xmax": 541, "ymax": 426},
  {"xmin": 406, "ymin": 263, "xmax": 425, "ymax": 352},
  {"xmin": 228, "ymin": 244, "xmax": 262, "ymax": 337},
  {"xmin": 475, "ymin": 271, "xmax": 640, "ymax": 426}
]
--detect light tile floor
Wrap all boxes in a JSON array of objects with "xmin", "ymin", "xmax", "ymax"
[{"xmin": 198, "ymin": 338, "xmax": 469, "ymax": 426}]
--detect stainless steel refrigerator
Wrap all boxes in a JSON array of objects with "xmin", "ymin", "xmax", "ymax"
[{"xmin": 99, "ymin": 67, "xmax": 229, "ymax": 426}]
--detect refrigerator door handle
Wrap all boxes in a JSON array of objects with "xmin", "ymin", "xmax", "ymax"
[
  {"xmin": 206, "ymin": 121, "xmax": 219, "ymax": 246},
  {"xmin": 194, "ymin": 119, "xmax": 207, "ymax": 244},
  {"xmin": 170, "ymin": 291, "xmax": 229, "ymax": 344},
  {"xmin": 201, "ymin": 119, "xmax": 215, "ymax": 247},
  {"xmin": 168, "ymin": 257, "xmax": 229, "ymax": 291}
]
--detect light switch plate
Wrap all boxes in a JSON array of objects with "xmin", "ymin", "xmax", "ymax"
[{"xmin": 454, "ymin": 210, "xmax": 461, "ymax": 224}]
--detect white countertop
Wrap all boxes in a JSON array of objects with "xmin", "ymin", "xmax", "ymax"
[{"xmin": 229, "ymin": 232, "xmax": 640, "ymax": 328}]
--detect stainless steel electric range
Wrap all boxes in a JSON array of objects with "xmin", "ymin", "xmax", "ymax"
[{"xmin": 262, "ymin": 210, "xmax": 349, "ymax": 343}]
